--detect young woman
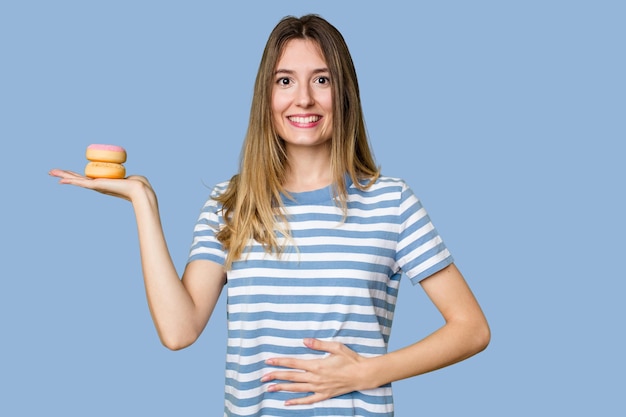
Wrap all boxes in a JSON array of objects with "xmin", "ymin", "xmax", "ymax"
[{"xmin": 50, "ymin": 14, "xmax": 489, "ymax": 417}]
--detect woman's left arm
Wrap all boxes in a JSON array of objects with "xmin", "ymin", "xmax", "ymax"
[{"xmin": 262, "ymin": 263, "xmax": 490, "ymax": 406}]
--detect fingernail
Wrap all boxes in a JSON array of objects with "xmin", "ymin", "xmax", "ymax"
[{"xmin": 265, "ymin": 359, "xmax": 274, "ymax": 365}]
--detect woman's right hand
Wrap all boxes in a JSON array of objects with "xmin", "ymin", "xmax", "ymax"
[{"xmin": 49, "ymin": 169, "xmax": 155, "ymax": 204}]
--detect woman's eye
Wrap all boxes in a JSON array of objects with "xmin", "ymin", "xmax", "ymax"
[
  {"xmin": 316, "ymin": 76, "xmax": 330, "ymax": 85},
  {"xmin": 277, "ymin": 77, "xmax": 291, "ymax": 86}
]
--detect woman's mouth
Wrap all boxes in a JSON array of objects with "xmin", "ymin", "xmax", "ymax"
[{"xmin": 288, "ymin": 115, "xmax": 322, "ymax": 126}]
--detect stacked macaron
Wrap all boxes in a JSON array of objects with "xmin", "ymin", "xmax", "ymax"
[{"xmin": 84, "ymin": 144, "xmax": 127, "ymax": 179}]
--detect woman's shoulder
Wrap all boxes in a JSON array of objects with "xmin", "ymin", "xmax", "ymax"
[
  {"xmin": 209, "ymin": 179, "xmax": 231, "ymax": 198},
  {"xmin": 197, "ymin": 179, "xmax": 231, "ymax": 211},
  {"xmin": 345, "ymin": 175, "xmax": 415, "ymax": 207},
  {"xmin": 352, "ymin": 174, "xmax": 410, "ymax": 192},
  {"xmin": 375, "ymin": 175, "xmax": 409, "ymax": 186}
]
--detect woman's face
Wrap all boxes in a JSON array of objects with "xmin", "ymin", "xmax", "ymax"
[{"xmin": 271, "ymin": 38, "xmax": 333, "ymax": 152}]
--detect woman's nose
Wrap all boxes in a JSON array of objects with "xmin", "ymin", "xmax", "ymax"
[{"xmin": 296, "ymin": 85, "xmax": 315, "ymax": 107}]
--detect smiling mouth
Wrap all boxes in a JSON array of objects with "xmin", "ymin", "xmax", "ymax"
[{"xmin": 288, "ymin": 115, "xmax": 322, "ymax": 124}]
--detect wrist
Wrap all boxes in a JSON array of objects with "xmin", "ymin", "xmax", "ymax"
[
  {"xmin": 130, "ymin": 180, "xmax": 158, "ymax": 210},
  {"xmin": 358, "ymin": 355, "xmax": 388, "ymax": 391}
]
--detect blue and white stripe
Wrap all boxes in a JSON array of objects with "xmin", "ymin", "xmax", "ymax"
[{"xmin": 188, "ymin": 176, "xmax": 453, "ymax": 416}]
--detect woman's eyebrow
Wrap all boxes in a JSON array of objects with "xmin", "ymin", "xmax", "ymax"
[{"xmin": 274, "ymin": 68, "xmax": 330, "ymax": 75}]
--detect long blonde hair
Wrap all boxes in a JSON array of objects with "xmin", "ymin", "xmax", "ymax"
[{"xmin": 216, "ymin": 14, "xmax": 380, "ymax": 268}]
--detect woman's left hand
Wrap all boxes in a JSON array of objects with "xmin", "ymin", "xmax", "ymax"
[{"xmin": 261, "ymin": 338, "xmax": 373, "ymax": 406}]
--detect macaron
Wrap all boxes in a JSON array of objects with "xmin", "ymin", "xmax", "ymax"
[{"xmin": 85, "ymin": 144, "xmax": 127, "ymax": 179}]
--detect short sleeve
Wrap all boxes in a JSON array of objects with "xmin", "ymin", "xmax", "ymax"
[
  {"xmin": 187, "ymin": 182, "xmax": 228, "ymax": 266},
  {"xmin": 395, "ymin": 181, "xmax": 453, "ymax": 284}
]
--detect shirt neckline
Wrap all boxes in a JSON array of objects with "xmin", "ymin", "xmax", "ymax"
[{"xmin": 281, "ymin": 175, "xmax": 354, "ymax": 205}]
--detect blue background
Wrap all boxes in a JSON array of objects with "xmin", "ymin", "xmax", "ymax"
[{"xmin": 2, "ymin": 1, "xmax": 624, "ymax": 415}]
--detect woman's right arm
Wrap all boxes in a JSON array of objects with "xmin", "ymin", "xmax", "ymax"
[{"xmin": 49, "ymin": 169, "xmax": 226, "ymax": 350}]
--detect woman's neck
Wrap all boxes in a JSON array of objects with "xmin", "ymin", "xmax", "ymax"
[{"xmin": 283, "ymin": 145, "xmax": 333, "ymax": 192}]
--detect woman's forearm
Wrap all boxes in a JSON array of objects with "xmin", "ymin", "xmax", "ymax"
[
  {"xmin": 364, "ymin": 316, "xmax": 490, "ymax": 389},
  {"xmin": 130, "ymin": 184, "xmax": 203, "ymax": 350},
  {"xmin": 362, "ymin": 264, "xmax": 491, "ymax": 388}
]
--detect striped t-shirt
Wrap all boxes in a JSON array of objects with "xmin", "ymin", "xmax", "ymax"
[{"xmin": 188, "ymin": 175, "xmax": 453, "ymax": 417}]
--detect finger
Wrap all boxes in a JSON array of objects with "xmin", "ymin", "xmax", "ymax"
[
  {"xmin": 267, "ymin": 381, "xmax": 315, "ymax": 394},
  {"xmin": 262, "ymin": 370, "xmax": 311, "ymax": 384},
  {"xmin": 49, "ymin": 169, "xmax": 100, "ymax": 187},
  {"xmin": 303, "ymin": 338, "xmax": 344, "ymax": 355},
  {"xmin": 51, "ymin": 173, "xmax": 133, "ymax": 200},
  {"xmin": 265, "ymin": 357, "xmax": 308, "ymax": 370},
  {"xmin": 49, "ymin": 169, "xmax": 86, "ymax": 180},
  {"xmin": 284, "ymin": 392, "xmax": 329, "ymax": 406},
  {"xmin": 59, "ymin": 175, "xmax": 105, "ymax": 189}
]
